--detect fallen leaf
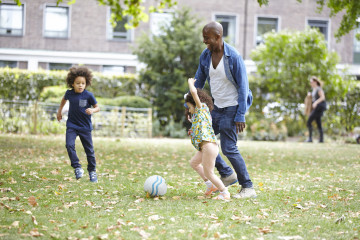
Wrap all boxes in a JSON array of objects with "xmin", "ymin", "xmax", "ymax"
[
  {"xmin": 134, "ymin": 198, "xmax": 144, "ymax": 203},
  {"xmin": 97, "ymin": 233, "xmax": 109, "ymax": 239},
  {"xmin": 293, "ymin": 203, "xmax": 303, "ymax": 209},
  {"xmin": 31, "ymin": 216, "xmax": 38, "ymax": 225},
  {"xmin": 29, "ymin": 229, "xmax": 43, "ymax": 237},
  {"xmin": 138, "ymin": 230, "xmax": 151, "ymax": 239},
  {"xmin": 278, "ymin": 236, "xmax": 303, "ymax": 240},
  {"xmin": 259, "ymin": 227, "xmax": 272, "ymax": 234},
  {"xmin": 148, "ymin": 215, "xmax": 163, "ymax": 221},
  {"xmin": 28, "ymin": 196, "xmax": 37, "ymax": 207},
  {"xmin": 11, "ymin": 221, "xmax": 19, "ymax": 228},
  {"xmin": 335, "ymin": 215, "xmax": 345, "ymax": 224}
]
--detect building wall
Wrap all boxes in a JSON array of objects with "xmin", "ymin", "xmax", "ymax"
[{"xmin": 0, "ymin": 0, "xmax": 357, "ymax": 74}]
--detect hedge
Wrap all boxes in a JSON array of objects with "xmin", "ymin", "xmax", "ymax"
[{"xmin": 0, "ymin": 67, "xmax": 139, "ymax": 100}]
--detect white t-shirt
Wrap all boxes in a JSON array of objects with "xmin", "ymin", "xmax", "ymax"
[{"xmin": 209, "ymin": 56, "xmax": 238, "ymax": 108}]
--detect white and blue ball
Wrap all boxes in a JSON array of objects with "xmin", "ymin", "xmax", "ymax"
[{"xmin": 144, "ymin": 175, "xmax": 167, "ymax": 197}]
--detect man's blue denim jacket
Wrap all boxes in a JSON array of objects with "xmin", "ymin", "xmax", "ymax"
[{"xmin": 194, "ymin": 41, "xmax": 253, "ymax": 123}]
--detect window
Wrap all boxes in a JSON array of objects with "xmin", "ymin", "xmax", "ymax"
[
  {"xmin": 0, "ymin": 60, "xmax": 17, "ymax": 68},
  {"xmin": 102, "ymin": 65, "xmax": 125, "ymax": 75},
  {"xmin": 353, "ymin": 20, "xmax": 360, "ymax": 64},
  {"xmin": 150, "ymin": 12, "xmax": 173, "ymax": 36},
  {"xmin": 49, "ymin": 63, "xmax": 71, "ymax": 70},
  {"xmin": 308, "ymin": 20, "xmax": 328, "ymax": 41},
  {"xmin": 256, "ymin": 17, "xmax": 278, "ymax": 45},
  {"xmin": 0, "ymin": 3, "xmax": 24, "ymax": 36},
  {"xmin": 108, "ymin": 15, "xmax": 132, "ymax": 41},
  {"xmin": 44, "ymin": 6, "xmax": 69, "ymax": 38},
  {"xmin": 215, "ymin": 15, "xmax": 236, "ymax": 45}
]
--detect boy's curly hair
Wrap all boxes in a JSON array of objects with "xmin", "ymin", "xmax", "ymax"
[
  {"xmin": 66, "ymin": 66, "xmax": 93, "ymax": 89},
  {"xmin": 185, "ymin": 88, "xmax": 214, "ymax": 120}
]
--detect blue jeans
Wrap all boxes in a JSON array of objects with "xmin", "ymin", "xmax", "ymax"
[
  {"xmin": 66, "ymin": 128, "xmax": 96, "ymax": 172},
  {"xmin": 212, "ymin": 105, "xmax": 253, "ymax": 188}
]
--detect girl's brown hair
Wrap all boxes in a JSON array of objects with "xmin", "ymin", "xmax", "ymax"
[
  {"xmin": 66, "ymin": 66, "xmax": 93, "ymax": 89},
  {"xmin": 185, "ymin": 88, "xmax": 213, "ymax": 120}
]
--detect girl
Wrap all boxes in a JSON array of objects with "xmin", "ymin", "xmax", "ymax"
[
  {"xmin": 57, "ymin": 66, "xmax": 100, "ymax": 182},
  {"xmin": 185, "ymin": 78, "xmax": 230, "ymax": 200}
]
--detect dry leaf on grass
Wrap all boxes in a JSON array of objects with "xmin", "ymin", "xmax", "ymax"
[
  {"xmin": 258, "ymin": 227, "xmax": 272, "ymax": 234},
  {"xmin": 31, "ymin": 216, "xmax": 38, "ymax": 225},
  {"xmin": 278, "ymin": 236, "xmax": 303, "ymax": 240},
  {"xmin": 97, "ymin": 233, "xmax": 109, "ymax": 239},
  {"xmin": 28, "ymin": 196, "xmax": 37, "ymax": 207},
  {"xmin": 148, "ymin": 215, "xmax": 163, "ymax": 221},
  {"xmin": 29, "ymin": 229, "xmax": 43, "ymax": 237}
]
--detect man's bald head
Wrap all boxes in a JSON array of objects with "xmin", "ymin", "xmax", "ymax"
[{"xmin": 203, "ymin": 21, "xmax": 223, "ymax": 38}]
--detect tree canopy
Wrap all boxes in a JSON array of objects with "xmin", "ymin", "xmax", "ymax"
[{"xmin": 133, "ymin": 8, "xmax": 204, "ymax": 123}]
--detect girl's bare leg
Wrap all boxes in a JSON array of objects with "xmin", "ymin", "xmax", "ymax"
[
  {"xmin": 189, "ymin": 151, "xmax": 207, "ymax": 181},
  {"xmin": 201, "ymin": 142, "xmax": 226, "ymax": 192}
]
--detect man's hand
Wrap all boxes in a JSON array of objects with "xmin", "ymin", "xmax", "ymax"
[{"xmin": 235, "ymin": 122, "xmax": 246, "ymax": 133}]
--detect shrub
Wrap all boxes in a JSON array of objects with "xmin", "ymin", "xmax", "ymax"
[
  {"xmin": 97, "ymin": 96, "xmax": 151, "ymax": 108},
  {"xmin": 0, "ymin": 68, "xmax": 138, "ymax": 101}
]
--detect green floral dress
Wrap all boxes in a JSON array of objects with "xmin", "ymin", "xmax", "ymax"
[{"xmin": 190, "ymin": 103, "xmax": 217, "ymax": 151}]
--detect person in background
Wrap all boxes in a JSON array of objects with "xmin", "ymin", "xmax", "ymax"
[{"xmin": 306, "ymin": 76, "xmax": 327, "ymax": 143}]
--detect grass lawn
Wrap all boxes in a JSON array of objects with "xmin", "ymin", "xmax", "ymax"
[{"xmin": 0, "ymin": 134, "xmax": 359, "ymax": 239}]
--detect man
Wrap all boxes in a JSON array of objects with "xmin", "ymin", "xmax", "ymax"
[{"xmin": 194, "ymin": 21, "xmax": 256, "ymax": 198}]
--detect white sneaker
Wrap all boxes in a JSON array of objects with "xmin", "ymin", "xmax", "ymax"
[{"xmin": 233, "ymin": 187, "xmax": 257, "ymax": 199}]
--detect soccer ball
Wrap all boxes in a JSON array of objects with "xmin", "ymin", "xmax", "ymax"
[{"xmin": 144, "ymin": 175, "xmax": 167, "ymax": 197}]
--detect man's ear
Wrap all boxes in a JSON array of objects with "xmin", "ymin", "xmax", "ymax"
[{"xmin": 215, "ymin": 33, "xmax": 221, "ymax": 41}]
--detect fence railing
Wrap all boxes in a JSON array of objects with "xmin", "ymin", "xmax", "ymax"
[{"xmin": 0, "ymin": 99, "xmax": 152, "ymax": 138}]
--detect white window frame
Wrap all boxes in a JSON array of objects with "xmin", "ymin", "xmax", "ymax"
[
  {"xmin": 254, "ymin": 15, "xmax": 280, "ymax": 46},
  {"xmin": 0, "ymin": 2, "xmax": 25, "ymax": 36},
  {"xmin": 43, "ymin": 4, "xmax": 71, "ymax": 39},
  {"xmin": 150, "ymin": 10, "xmax": 173, "ymax": 37},
  {"xmin": 106, "ymin": 8, "xmax": 133, "ymax": 42},
  {"xmin": 306, "ymin": 17, "xmax": 331, "ymax": 48},
  {"xmin": 212, "ymin": 12, "xmax": 239, "ymax": 45},
  {"xmin": 102, "ymin": 65, "xmax": 126, "ymax": 75}
]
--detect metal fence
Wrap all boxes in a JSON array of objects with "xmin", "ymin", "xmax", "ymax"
[{"xmin": 0, "ymin": 99, "xmax": 152, "ymax": 138}]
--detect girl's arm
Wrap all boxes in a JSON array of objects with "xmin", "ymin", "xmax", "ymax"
[
  {"xmin": 85, "ymin": 104, "xmax": 100, "ymax": 115},
  {"xmin": 57, "ymin": 97, "xmax": 67, "ymax": 121},
  {"xmin": 188, "ymin": 78, "xmax": 202, "ymax": 109}
]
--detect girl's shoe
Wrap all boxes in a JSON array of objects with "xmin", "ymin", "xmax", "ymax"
[
  {"xmin": 205, "ymin": 184, "xmax": 218, "ymax": 196},
  {"xmin": 213, "ymin": 191, "xmax": 231, "ymax": 200}
]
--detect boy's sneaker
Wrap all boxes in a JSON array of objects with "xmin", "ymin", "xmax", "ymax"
[
  {"xmin": 205, "ymin": 184, "xmax": 218, "ymax": 196},
  {"xmin": 233, "ymin": 187, "xmax": 257, "ymax": 199},
  {"xmin": 221, "ymin": 172, "xmax": 238, "ymax": 187},
  {"xmin": 89, "ymin": 171, "xmax": 98, "ymax": 183},
  {"xmin": 74, "ymin": 168, "xmax": 84, "ymax": 180}
]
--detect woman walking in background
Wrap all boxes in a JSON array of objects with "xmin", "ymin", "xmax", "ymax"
[{"xmin": 306, "ymin": 76, "xmax": 327, "ymax": 143}]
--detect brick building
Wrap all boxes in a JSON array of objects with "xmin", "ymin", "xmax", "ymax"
[{"xmin": 0, "ymin": 0, "xmax": 359, "ymax": 77}]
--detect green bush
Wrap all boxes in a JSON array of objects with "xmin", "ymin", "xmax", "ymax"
[
  {"xmin": 97, "ymin": 96, "xmax": 151, "ymax": 108},
  {"xmin": 247, "ymin": 112, "xmax": 288, "ymax": 141},
  {"xmin": 0, "ymin": 102, "xmax": 66, "ymax": 134},
  {"xmin": 0, "ymin": 68, "xmax": 138, "ymax": 101},
  {"xmin": 40, "ymin": 85, "xmax": 68, "ymax": 101}
]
